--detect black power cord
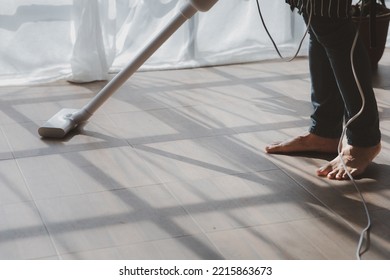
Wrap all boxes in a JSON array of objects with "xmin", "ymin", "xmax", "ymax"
[{"xmin": 255, "ymin": 0, "xmax": 312, "ymax": 61}]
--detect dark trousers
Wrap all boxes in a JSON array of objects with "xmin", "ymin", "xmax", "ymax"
[{"xmin": 304, "ymin": 15, "xmax": 381, "ymax": 147}]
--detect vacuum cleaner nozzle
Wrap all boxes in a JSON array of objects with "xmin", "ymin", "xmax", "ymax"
[{"xmin": 38, "ymin": 108, "xmax": 79, "ymax": 138}]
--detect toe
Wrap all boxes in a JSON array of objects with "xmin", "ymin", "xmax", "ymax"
[
  {"xmin": 347, "ymin": 167, "xmax": 360, "ymax": 179},
  {"xmin": 342, "ymin": 171, "xmax": 350, "ymax": 180},
  {"xmin": 316, "ymin": 164, "xmax": 332, "ymax": 177},
  {"xmin": 265, "ymin": 143, "xmax": 282, "ymax": 154},
  {"xmin": 265, "ymin": 142, "xmax": 295, "ymax": 154},
  {"xmin": 335, "ymin": 169, "xmax": 345, "ymax": 180},
  {"xmin": 326, "ymin": 169, "xmax": 338, "ymax": 179}
]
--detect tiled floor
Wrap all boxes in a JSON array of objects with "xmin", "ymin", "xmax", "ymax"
[{"xmin": 0, "ymin": 51, "xmax": 389, "ymax": 260}]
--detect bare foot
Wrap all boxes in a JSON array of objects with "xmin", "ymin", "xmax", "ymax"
[
  {"xmin": 265, "ymin": 133, "xmax": 339, "ymax": 154},
  {"xmin": 317, "ymin": 143, "xmax": 381, "ymax": 180}
]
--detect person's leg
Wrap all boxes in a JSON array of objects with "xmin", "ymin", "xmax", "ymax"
[
  {"xmin": 266, "ymin": 13, "xmax": 381, "ymax": 179},
  {"xmin": 307, "ymin": 25, "xmax": 345, "ymax": 140},
  {"xmin": 265, "ymin": 18, "xmax": 342, "ymax": 154},
  {"xmin": 308, "ymin": 17, "xmax": 381, "ymax": 147},
  {"xmin": 303, "ymin": 16, "xmax": 381, "ymax": 179}
]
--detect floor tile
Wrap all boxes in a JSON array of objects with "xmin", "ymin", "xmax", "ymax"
[
  {"xmin": 207, "ymin": 212, "xmax": 377, "ymax": 260},
  {"xmin": 207, "ymin": 222, "xmax": 327, "ymax": 260},
  {"xmin": 134, "ymin": 136, "xmax": 277, "ymax": 184},
  {"xmin": 35, "ymin": 185, "xmax": 202, "ymax": 255},
  {"xmin": 2, "ymin": 117, "xmax": 127, "ymax": 159},
  {"xmin": 17, "ymin": 146, "xmax": 161, "ymax": 200},
  {"xmin": 0, "ymin": 201, "xmax": 57, "ymax": 260},
  {"xmin": 165, "ymin": 170, "xmax": 326, "ymax": 233},
  {"xmin": 0, "ymin": 159, "xmax": 33, "ymax": 205},
  {"xmin": 62, "ymin": 234, "xmax": 223, "ymax": 260}
]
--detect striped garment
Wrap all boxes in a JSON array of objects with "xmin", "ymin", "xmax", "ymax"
[{"xmin": 285, "ymin": 0, "xmax": 353, "ymax": 18}]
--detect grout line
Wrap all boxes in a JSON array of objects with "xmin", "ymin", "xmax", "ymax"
[{"xmin": 13, "ymin": 158, "xmax": 64, "ymax": 260}]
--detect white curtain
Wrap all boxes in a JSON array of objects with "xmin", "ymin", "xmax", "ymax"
[{"xmin": 1, "ymin": 0, "xmax": 311, "ymax": 86}]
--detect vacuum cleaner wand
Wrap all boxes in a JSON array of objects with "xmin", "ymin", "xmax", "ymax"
[{"xmin": 38, "ymin": 0, "xmax": 219, "ymax": 138}]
